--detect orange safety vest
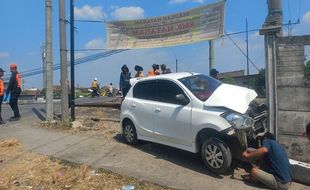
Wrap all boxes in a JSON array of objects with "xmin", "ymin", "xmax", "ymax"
[
  {"xmin": 0, "ymin": 78, "xmax": 4, "ymax": 96},
  {"xmin": 16, "ymin": 72, "xmax": 22, "ymax": 88}
]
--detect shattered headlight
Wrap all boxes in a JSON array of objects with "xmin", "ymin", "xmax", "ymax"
[{"xmin": 222, "ymin": 112, "xmax": 254, "ymax": 129}]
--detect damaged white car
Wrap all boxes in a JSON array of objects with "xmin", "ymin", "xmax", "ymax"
[{"xmin": 120, "ymin": 72, "xmax": 267, "ymax": 174}]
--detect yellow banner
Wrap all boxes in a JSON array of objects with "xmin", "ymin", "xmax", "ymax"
[{"xmin": 106, "ymin": 1, "xmax": 225, "ymax": 49}]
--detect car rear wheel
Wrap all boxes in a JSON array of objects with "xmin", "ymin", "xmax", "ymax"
[
  {"xmin": 201, "ymin": 138, "xmax": 232, "ymax": 174},
  {"xmin": 123, "ymin": 121, "xmax": 138, "ymax": 145}
]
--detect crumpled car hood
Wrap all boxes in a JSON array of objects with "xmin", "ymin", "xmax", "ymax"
[{"xmin": 205, "ymin": 83, "xmax": 257, "ymax": 114}]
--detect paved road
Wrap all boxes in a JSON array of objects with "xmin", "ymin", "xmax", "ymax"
[{"xmin": 0, "ymin": 104, "xmax": 308, "ymax": 190}]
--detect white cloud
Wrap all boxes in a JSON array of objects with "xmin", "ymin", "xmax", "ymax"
[
  {"xmin": 111, "ymin": 6, "xmax": 145, "ymax": 20},
  {"xmin": 302, "ymin": 11, "xmax": 310, "ymax": 24},
  {"xmin": 74, "ymin": 5, "xmax": 106, "ymax": 20},
  {"xmin": 0, "ymin": 52, "xmax": 9, "ymax": 58},
  {"xmin": 169, "ymin": 0, "xmax": 204, "ymax": 4},
  {"xmin": 84, "ymin": 38, "xmax": 106, "ymax": 49}
]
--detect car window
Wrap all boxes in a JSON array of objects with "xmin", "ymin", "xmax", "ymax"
[
  {"xmin": 157, "ymin": 80, "xmax": 188, "ymax": 105},
  {"xmin": 133, "ymin": 80, "xmax": 156, "ymax": 101},
  {"xmin": 179, "ymin": 74, "xmax": 222, "ymax": 101}
]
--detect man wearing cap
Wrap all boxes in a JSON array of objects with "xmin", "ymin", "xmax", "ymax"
[
  {"xmin": 160, "ymin": 64, "xmax": 171, "ymax": 74},
  {"xmin": 5, "ymin": 64, "xmax": 22, "ymax": 121},
  {"xmin": 210, "ymin": 68, "xmax": 219, "ymax": 79},
  {"xmin": 147, "ymin": 64, "xmax": 160, "ymax": 77},
  {"xmin": 0, "ymin": 68, "xmax": 5, "ymax": 124}
]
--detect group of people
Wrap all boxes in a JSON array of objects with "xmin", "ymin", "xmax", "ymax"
[
  {"xmin": 119, "ymin": 64, "xmax": 171, "ymax": 97},
  {"xmin": 0, "ymin": 64, "xmax": 22, "ymax": 125}
]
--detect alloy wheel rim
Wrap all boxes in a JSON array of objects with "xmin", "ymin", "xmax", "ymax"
[
  {"xmin": 125, "ymin": 125, "xmax": 134, "ymax": 142},
  {"xmin": 205, "ymin": 144, "xmax": 224, "ymax": 169}
]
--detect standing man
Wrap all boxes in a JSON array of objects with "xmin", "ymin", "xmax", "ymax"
[
  {"xmin": 210, "ymin": 68, "xmax": 219, "ymax": 79},
  {"xmin": 303, "ymin": 122, "xmax": 310, "ymax": 141},
  {"xmin": 242, "ymin": 132, "xmax": 292, "ymax": 190},
  {"xmin": 5, "ymin": 64, "xmax": 22, "ymax": 121},
  {"xmin": 119, "ymin": 64, "xmax": 131, "ymax": 97},
  {"xmin": 160, "ymin": 64, "xmax": 171, "ymax": 74},
  {"xmin": 0, "ymin": 68, "xmax": 5, "ymax": 124}
]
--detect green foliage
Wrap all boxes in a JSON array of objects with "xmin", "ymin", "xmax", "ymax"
[
  {"xmin": 221, "ymin": 77, "xmax": 236, "ymax": 85},
  {"xmin": 252, "ymin": 69, "xmax": 266, "ymax": 97},
  {"xmin": 305, "ymin": 60, "xmax": 310, "ymax": 76}
]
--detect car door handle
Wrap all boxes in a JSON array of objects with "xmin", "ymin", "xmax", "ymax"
[
  {"xmin": 155, "ymin": 108, "xmax": 161, "ymax": 112},
  {"xmin": 132, "ymin": 104, "xmax": 136, "ymax": 108}
]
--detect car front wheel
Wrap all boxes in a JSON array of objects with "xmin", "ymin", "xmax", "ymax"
[
  {"xmin": 123, "ymin": 121, "xmax": 138, "ymax": 145},
  {"xmin": 201, "ymin": 138, "xmax": 232, "ymax": 174}
]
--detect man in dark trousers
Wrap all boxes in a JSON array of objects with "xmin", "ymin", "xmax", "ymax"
[
  {"xmin": 303, "ymin": 122, "xmax": 310, "ymax": 141},
  {"xmin": 5, "ymin": 64, "xmax": 22, "ymax": 121},
  {"xmin": 0, "ymin": 68, "xmax": 5, "ymax": 125},
  {"xmin": 242, "ymin": 132, "xmax": 292, "ymax": 190}
]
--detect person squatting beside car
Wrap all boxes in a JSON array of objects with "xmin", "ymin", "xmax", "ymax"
[{"xmin": 242, "ymin": 132, "xmax": 292, "ymax": 190}]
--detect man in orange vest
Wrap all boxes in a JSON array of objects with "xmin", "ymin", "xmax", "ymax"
[
  {"xmin": 147, "ymin": 64, "xmax": 160, "ymax": 77},
  {"xmin": 0, "ymin": 68, "xmax": 5, "ymax": 124},
  {"xmin": 5, "ymin": 64, "xmax": 22, "ymax": 121}
]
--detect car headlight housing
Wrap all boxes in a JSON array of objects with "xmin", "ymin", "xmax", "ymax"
[{"xmin": 222, "ymin": 112, "xmax": 254, "ymax": 129}]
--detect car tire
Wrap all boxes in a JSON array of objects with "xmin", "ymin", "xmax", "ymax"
[
  {"xmin": 123, "ymin": 121, "xmax": 138, "ymax": 145},
  {"xmin": 201, "ymin": 138, "xmax": 232, "ymax": 174}
]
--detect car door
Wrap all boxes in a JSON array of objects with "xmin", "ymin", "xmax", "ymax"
[
  {"xmin": 132, "ymin": 80, "xmax": 156, "ymax": 137},
  {"xmin": 153, "ymin": 79, "xmax": 192, "ymax": 146}
]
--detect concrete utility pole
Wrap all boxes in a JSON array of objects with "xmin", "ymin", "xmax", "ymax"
[
  {"xmin": 260, "ymin": 0, "xmax": 283, "ymax": 136},
  {"xmin": 70, "ymin": 0, "xmax": 75, "ymax": 120},
  {"xmin": 209, "ymin": 40, "xmax": 214, "ymax": 74},
  {"xmin": 41, "ymin": 44, "xmax": 47, "ymax": 92},
  {"xmin": 45, "ymin": 0, "xmax": 54, "ymax": 121},
  {"xmin": 59, "ymin": 0, "xmax": 69, "ymax": 120}
]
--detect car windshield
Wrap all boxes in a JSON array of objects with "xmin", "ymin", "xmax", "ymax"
[{"xmin": 178, "ymin": 74, "xmax": 222, "ymax": 101}]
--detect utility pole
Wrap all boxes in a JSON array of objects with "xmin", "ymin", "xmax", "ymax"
[
  {"xmin": 209, "ymin": 40, "xmax": 214, "ymax": 74},
  {"xmin": 59, "ymin": 0, "xmax": 69, "ymax": 120},
  {"xmin": 70, "ymin": 0, "xmax": 75, "ymax": 121},
  {"xmin": 246, "ymin": 19, "xmax": 250, "ymax": 88},
  {"xmin": 260, "ymin": 0, "xmax": 283, "ymax": 137},
  {"xmin": 40, "ymin": 44, "xmax": 47, "ymax": 93},
  {"xmin": 45, "ymin": 0, "xmax": 53, "ymax": 121}
]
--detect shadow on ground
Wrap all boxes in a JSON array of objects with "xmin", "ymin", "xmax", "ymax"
[{"xmin": 114, "ymin": 134, "xmax": 223, "ymax": 179}]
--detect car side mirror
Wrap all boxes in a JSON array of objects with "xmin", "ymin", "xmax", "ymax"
[{"xmin": 176, "ymin": 94, "xmax": 189, "ymax": 105}]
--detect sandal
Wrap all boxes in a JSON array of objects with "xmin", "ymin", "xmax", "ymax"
[{"xmin": 241, "ymin": 174, "xmax": 261, "ymax": 185}]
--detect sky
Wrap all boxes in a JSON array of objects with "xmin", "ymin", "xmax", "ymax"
[{"xmin": 1, "ymin": 0, "xmax": 310, "ymax": 89}]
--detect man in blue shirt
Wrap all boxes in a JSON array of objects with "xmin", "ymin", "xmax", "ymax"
[{"xmin": 242, "ymin": 132, "xmax": 292, "ymax": 190}]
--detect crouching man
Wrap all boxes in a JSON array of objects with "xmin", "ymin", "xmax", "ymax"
[{"xmin": 242, "ymin": 132, "xmax": 292, "ymax": 190}]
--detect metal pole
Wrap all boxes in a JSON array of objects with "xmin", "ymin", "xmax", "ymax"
[
  {"xmin": 209, "ymin": 40, "xmax": 214, "ymax": 74},
  {"xmin": 45, "ymin": 0, "xmax": 53, "ymax": 121},
  {"xmin": 246, "ymin": 19, "xmax": 250, "ymax": 88},
  {"xmin": 176, "ymin": 59, "xmax": 178, "ymax": 72},
  {"xmin": 59, "ymin": 0, "xmax": 69, "ymax": 120},
  {"xmin": 70, "ymin": 0, "xmax": 75, "ymax": 121}
]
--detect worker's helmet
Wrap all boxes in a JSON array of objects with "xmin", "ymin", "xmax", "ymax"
[{"xmin": 94, "ymin": 77, "xmax": 98, "ymax": 81}]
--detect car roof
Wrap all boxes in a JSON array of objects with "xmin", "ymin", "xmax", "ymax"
[{"xmin": 139, "ymin": 72, "xmax": 199, "ymax": 81}]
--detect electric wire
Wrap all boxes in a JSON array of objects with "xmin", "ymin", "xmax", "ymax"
[{"xmin": 224, "ymin": 31, "xmax": 260, "ymax": 72}]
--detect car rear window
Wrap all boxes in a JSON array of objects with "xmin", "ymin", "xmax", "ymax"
[{"xmin": 133, "ymin": 80, "xmax": 156, "ymax": 101}]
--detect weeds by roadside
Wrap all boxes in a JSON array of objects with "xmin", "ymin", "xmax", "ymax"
[{"xmin": 0, "ymin": 139, "xmax": 173, "ymax": 190}]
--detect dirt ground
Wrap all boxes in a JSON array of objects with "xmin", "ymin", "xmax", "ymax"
[
  {"xmin": 41, "ymin": 107, "xmax": 121, "ymax": 141},
  {"xmin": 0, "ymin": 138, "xmax": 173, "ymax": 190}
]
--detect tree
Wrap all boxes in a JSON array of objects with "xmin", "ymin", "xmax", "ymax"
[
  {"xmin": 253, "ymin": 69, "xmax": 266, "ymax": 97},
  {"xmin": 305, "ymin": 60, "xmax": 310, "ymax": 76}
]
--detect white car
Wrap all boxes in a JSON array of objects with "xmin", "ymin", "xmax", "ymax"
[{"xmin": 120, "ymin": 72, "xmax": 266, "ymax": 173}]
